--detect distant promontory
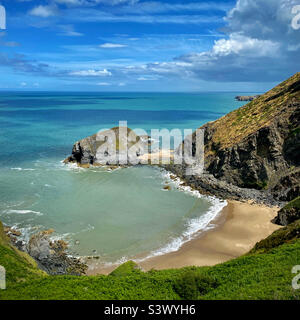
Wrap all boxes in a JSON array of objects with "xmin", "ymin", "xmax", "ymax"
[{"xmin": 235, "ymin": 95, "xmax": 260, "ymax": 101}]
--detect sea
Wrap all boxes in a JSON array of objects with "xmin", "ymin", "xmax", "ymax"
[{"xmin": 0, "ymin": 92, "xmax": 251, "ymax": 265}]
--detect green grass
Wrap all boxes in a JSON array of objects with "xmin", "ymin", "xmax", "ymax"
[
  {"xmin": 250, "ymin": 219, "xmax": 300, "ymax": 254},
  {"xmin": 1, "ymin": 218, "xmax": 300, "ymax": 300},
  {"xmin": 283, "ymin": 196, "xmax": 300, "ymax": 211}
]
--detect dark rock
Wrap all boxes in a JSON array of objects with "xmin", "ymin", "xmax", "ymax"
[
  {"xmin": 235, "ymin": 95, "xmax": 260, "ymax": 101},
  {"xmin": 165, "ymin": 73, "xmax": 300, "ymax": 207},
  {"xmin": 26, "ymin": 229, "xmax": 87, "ymax": 276},
  {"xmin": 272, "ymin": 197, "xmax": 300, "ymax": 226},
  {"xmin": 64, "ymin": 126, "xmax": 148, "ymax": 167}
]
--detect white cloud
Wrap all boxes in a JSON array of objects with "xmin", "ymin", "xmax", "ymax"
[
  {"xmin": 55, "ymin": 0, "xmax": 84, "ymax": 5},
  {"xmin": 120, "ymin": 0, "xmax": 300, "ymax": 82},
  {"xmin": 29, "ymin": 5, "xmax": 58, "ymax": 18},
  {"xmin": 54, "ymin": 0, "xmax": 139, "ymax": 7},
  {"xmin": 69, "ymin": 69, "xmax": 112, "ymax": 76},
  {"xmin": 97, "ymin": 82, "xmax": 111, "ymax": 86},
  {"xmin": 58, "ymin": 25, "xmax": 83, "ymax": 37},
  {"xmin": 212, "ymin": 34, "xmax": 280, "ymax": 57},
  {"xmin": 99, "ymin": 43, "xmax": 127, "ymax": 48},
  {"xmin": 137, "ymin": 75, "xmax": 159, "ymax": 81}
]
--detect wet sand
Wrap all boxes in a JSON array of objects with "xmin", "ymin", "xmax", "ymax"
[{"xmin": 87, "ymin": 200, "xmax": 281, "ymax": 275}]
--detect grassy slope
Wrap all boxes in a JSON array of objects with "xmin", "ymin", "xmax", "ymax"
[
  {"xmin": 282, "ymin": 196, "xmax": 300, "ymax": 211},
  {"xmin": 203, "ymin": 72, "xmax": 300, "ymax": 152},
  {"xmin": 0, "ymin": 222, "xmax": 46, "ymax": 287},
  {"xmin": 1, "ymin": 220, "xmax": 300, "ymax": 300}
]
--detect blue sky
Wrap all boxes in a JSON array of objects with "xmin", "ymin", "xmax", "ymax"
[{"xmin": 0, "ymin": 0, "xmax": 299, "ymax": 91}]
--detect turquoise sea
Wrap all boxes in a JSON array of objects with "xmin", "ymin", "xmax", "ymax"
[{"xmin": 0, "ymin": 92, "xmax": 250, "ymax": 264}]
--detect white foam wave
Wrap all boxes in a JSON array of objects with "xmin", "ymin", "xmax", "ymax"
[
  {"xmin": 59, "ymin": 161, "xmax": 86, "ymax": 172},
  {"xmin": 4, "ymin": 209, "xmax": 44, "ymax": 216},
  {"xmin": 136, "ymin": 169, "xmax": 227, "ymax": 260},
  {"xmin": 11, "ymin": 168, "xmax": 35, "ymax": 171}
]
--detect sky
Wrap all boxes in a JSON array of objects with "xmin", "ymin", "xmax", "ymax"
[{"xmin": 0, "ymin": 0, "xmax": 299, "ymax": 92}]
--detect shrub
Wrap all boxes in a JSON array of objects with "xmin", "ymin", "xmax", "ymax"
[{"xmin": 173, "ymin": 271, "xmax": 219, "ymax": 300}]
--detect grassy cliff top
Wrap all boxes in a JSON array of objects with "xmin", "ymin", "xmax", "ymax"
[
  {"xmin": 78, "ymin": 126, "xmax": 141, "ymax": 153},
  {"xmin": 203, "ymin": 72, "xmax": 300, "ymax": 150},
  {"xmin": 1, "ymin": 217, "xmax": 300, "ymax": 300}
]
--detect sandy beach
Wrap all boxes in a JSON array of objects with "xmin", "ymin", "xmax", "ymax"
[{"xmin": 87, "ymin": 200, "xmax": 281, "ymax": 275}]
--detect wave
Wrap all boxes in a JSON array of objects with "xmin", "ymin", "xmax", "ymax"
[
  {"xmin": 11, "ymin": 168, "xmax": 35, "ymax": 171},
  {"xmin": 4, "ymin": 209, "xmax": 44, "ymax": 216},
  {"xmin": 59, "ymin": 161, "xmax": 86, "ymax": 172},
  {"xmin": 86, "ymin": 169, "xmax": 227, "ymax": 268},
  {"xmin": 145, "ymin": 198, "xmax": 226, "ymax": 259},
  {"xmin": 136, "ymin": 169, "xmax": 227, "ymax": 260}
]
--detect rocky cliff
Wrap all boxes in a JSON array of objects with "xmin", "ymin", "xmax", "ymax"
[
  {"xmin": 65, "ymin": 126, "xmax": 149, "ymax": 167},
  {"xmin": 165, "ymin": 72, "xmax": 300, "ymax": 205}
]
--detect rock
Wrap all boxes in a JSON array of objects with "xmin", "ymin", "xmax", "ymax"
[
  {"xmin": 26, "ymin": 229, "xmax": 87, "ymax": 276},
  {"xmin": 64, "ymin": 126, "xmax": 149, "ymax": 167},
  {"xmin": 4, "ymin": 226, "xmax": 23, "ymax": 247},
  {"xmin": 163, "ymin": 185, "xmax": 171, "ymax": 191},
  {"xmin": 4, "ymin": 226, "xmax": 21, "ymax": 237},
  {"xmin": 164, "ymin": 72, "xmax": 300, "ymax": 206},
  {"xmin": 272, "ymin": 197, "xmax": 300, "ymax": 226},
  {"xmin": 235, "ymin": 95, "xmax": 260, "ymax": 101}
]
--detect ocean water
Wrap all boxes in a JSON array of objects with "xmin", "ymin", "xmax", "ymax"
[{"xmin": 0, "ymin": 92, "xmax": 248, "ymax": 263}]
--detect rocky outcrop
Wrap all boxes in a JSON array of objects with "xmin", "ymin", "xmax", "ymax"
[
  {"xmin": 235, "ymin": 95, "xmax": 260, "ymax": 101},
  {"xmin": 272, "ymin": 197, "xmax": 300, "ymax": 226},
  {"xmin": 26, "ymin": 230, "xmax": 87, "ymax": 276},
  {"xmin": 65, "ymin": 127, "xmax": 151, "ymax": 167},
  {"xmin": 166, "ymin": 72, "xmax": 300, "ymax": 205}
]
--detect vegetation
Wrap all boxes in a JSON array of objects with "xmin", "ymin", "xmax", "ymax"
[
  {"xmin": 203, "ymin": 72, "xmax": 300, "ymax": 151},
  {"xmin": 272, "ymin": 196, "xmax": 300, "ymax": 226},
  {"xmin": 173, "ymin": 271, "xmax": 219, "ymax": 299},
  {"xmin": 282, "ymin": 196, "xmax": 300, "ymax": 211},
  {"xmin": 250, "ymin": 219, "xmax": 300, "ymax": 254},
  {"xmin": 1, "ymin": 218, "xmax": 300, "ymax": 300}
]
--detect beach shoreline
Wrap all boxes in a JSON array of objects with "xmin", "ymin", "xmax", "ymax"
[{"xmin": 86, "ymin": 200, "xmax": 281, "ymax": 275}]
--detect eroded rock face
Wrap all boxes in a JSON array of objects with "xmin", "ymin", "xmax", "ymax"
[
  {"xmin": 205, "ymin": 104, "xmax": 300, "ymax": 195},
  {"xmin": 165, "ymin": 73, "xmax": 300, "ymax": 205},
  {"xmin": 65, "ymin": 127, "xmax": 150, "ymax": 167}
]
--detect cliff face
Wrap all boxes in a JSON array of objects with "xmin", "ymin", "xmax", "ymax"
[
  {"xmin": 203, "ymin": 73, "xmax": 299, "ymax": 201},
  {"xmin": 167, "ymin": 72, "xmax": 300, "ymax": 204}
]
